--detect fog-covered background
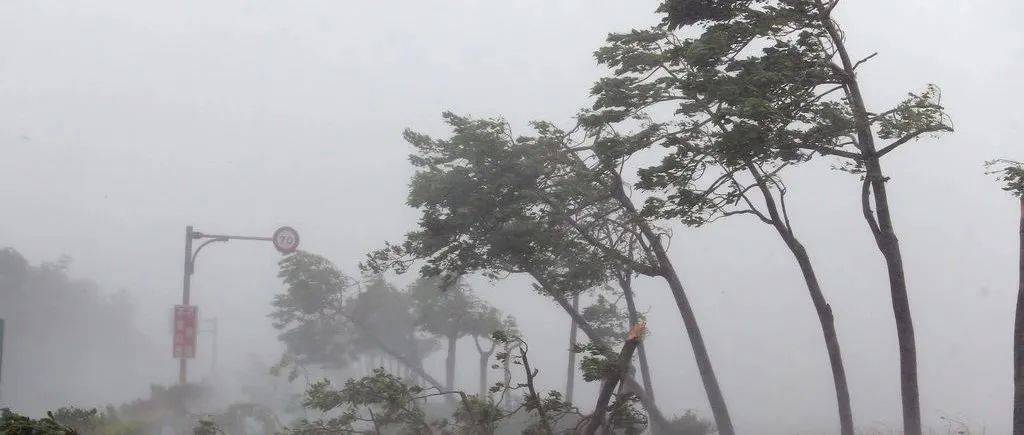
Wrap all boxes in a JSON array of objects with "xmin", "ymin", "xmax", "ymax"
[{"xmin": 1, "ymin": 0, "xmax": 1022, "ymax": 433}]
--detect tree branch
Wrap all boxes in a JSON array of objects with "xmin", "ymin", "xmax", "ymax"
[{"xmin": 875, "ymin": 125, "xmax": 953, "ymax": 158}]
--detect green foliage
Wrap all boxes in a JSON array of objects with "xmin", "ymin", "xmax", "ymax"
[
  {"xmin": 606, "ymin": 394, "xmax": 649, "ymax": 435},
  {"xmin": 287, "ymin": 369, "xmax": 431, "ymax": 434},
  {"xmin": 580, "ymin": 293, "xmax": 628, "ymax": 345},
  {"xmin": 987, "ymin": 159, "xmax": 1024, "ymax": 198},
  {"xmin": 192, "ymin": 419, "xmax": 222, "ymax": 435},
  {"xmin": 1, "ymin": 409, "xmax": 76, "ymax": 435},
  {"xmin": 586, "ymin": 0, "xmax": 953, "ymax": 226},
  {"xmin": 449, "ymin": 395, "xmax": 504, "ymax": 434},
  {"xmin": 573, "ymin": 340, "xmax": 632, "ymax": 385},
  {"xmin": 362, "ymin": 112, "xmax": 658, "ymax": 316},
  {"xmin": 50, "ymin": 408, "xmax": 98, "ymax": 434},
  {"xmin": 667, "ymin": 410, "xmax": 717, "ymax": 435}
]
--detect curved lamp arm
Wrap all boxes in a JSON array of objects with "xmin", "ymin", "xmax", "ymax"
[{"xmin": 189, "ymin": 237, "xmax": 228, "ymax": 275}]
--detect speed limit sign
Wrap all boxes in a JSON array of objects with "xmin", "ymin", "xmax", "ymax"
[{"xmin": 272, "ymin": 226, "xmax": 300, "ymax": 253}]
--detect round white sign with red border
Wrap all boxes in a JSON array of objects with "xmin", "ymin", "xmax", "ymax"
[{"xmin": 272, "ymin": 226, "xmax": 300, "ymax": 253}]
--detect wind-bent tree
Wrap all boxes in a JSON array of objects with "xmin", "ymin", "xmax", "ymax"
[
  {"xmin": 585, "ymin": 1, "xmax": 952, "ymax": 433},
  {"xmin": 585, "ymin": 15, "xmax": 857, "ymax": 435},
  {"xmin": 362, "ymin": 113, "xmax": 719, "ymax": 433},
  {"xmin": 989, "ymin": 160, "xmax": 1024, "ymax": 434},
  {"xmin": 271, "ymin": 252, "xmax": 442, "ymax": 389}
]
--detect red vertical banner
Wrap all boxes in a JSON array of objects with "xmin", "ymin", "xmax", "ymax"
[{"xmin": 173, "ymin": 305, "xmax": 198, "ymax": 359}]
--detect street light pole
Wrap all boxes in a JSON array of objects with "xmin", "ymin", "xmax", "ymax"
[
  {"xmin": 176, "ymin": 225, "xmax": 299, "ymax": 385},
  {"xmin": 179, "ymin": 226, "xmax": 193, "ymax": 385}
]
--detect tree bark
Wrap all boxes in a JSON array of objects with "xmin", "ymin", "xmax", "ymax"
[
  {"xmin": 520, "ymin": 345, "xmax": 555, "ymax": 435},
  {"xmin": 616, "ymin": 273, "xmax": 655, "ymax": 401},
  {"xmin": 1015, "ymin": 197, "xmax": 1024, "ymax": 435},
  {"xmin": 745, "ymin": 162, "xmax": 854, "ymax": 435},
  {"xmin": 446, "ymin": 334, "xmax": 457, "ymax": 391},
  {"xmin": 582, "ymin": 324, "xmax": 645, "ymax": 435},
  {"xmin": 566, "ymin": 293, "xmax": 580, "ymax": 404},
  {"xmin": 815, "ymin": 8, "xmax": 921, "ymax": 433},
  {"xmin": 473, "ymin": 335, "xmax": 496, "ymax": 397}
]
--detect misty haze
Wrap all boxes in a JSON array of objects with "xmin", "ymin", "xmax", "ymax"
[{"xmin": 1, "ymin": 1, "xmax": 1022, "ymax": 434}]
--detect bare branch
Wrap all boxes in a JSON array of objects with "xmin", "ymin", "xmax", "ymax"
[
  {"xmin": 796, "ymin": 144, "xmax": 864, "ymax": 160},
  {"xmin": 875, "ymin": 125, "xmax": 954, "ymax": 158},
  {"xmin": 852, "ymin": 52, "xmax": 878, "ymax": 70}
]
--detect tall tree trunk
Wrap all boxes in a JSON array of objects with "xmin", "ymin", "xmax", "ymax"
[
  {"xmin": 745, "ymin": 163, "xmax": 854, "ymax": 435},
  {"xmin": 815, "ymin": 9, "xmax": 921, "ymax": 433},
  {"xmin": 479, "ymin": 351, "xmax": 488, "ymax": 397},
  {"xmin": 609, "ymin": 178, "xmax": 735, "ymax": 435},
  {"xmin": 1015, "ymin": 197, "xmax": 1024, "ymax": 435},
  {"xmin": 616, "ymin": 272, "xmax": 655, "ymax": 401},
  {"xmin": 566, "ymin": 293, "xmax": 580, "ymax": 403},
  {"xmin": 473, "ymin": 335, "xmax": 495, "ymax": 397},
  {"xmin": 446, "ymin": 334, "xmax": 457, "ymax": 391}
]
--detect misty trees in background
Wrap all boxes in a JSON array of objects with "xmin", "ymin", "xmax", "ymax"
[
  {"xmin": 349, "ymin": 277, "xmax": 439, "ymax": 382},
  {"xmin": 0, "ymin": 247, "xmax": 156, "ymax": 415},
  {"xmin": 271, "ymin": 251, "xmax": 443, "ymax": 389},
  {"xmin": 467, "ymin": 308, "xmax": 509, "ymax": 398},
  {"xmin": 988, "ymin": 160, "xmax": 1024, "ymax": 435},
  {"xmin": 408, "ymin": 276, "xmax": 487, "ymax": 392}
]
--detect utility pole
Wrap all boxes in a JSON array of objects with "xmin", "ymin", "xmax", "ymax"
[{"xmin": 176, "ymin": 225, "xmax": 299, "ymax": 385}]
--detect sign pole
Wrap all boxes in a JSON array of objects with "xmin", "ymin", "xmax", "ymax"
[
  {"xmin": 180, "ymin": 225, "xmax": 193, "ymax": 385},
  {"xmin": 173, "ymin": 225, "xmax": 298, "ymax": 385}
]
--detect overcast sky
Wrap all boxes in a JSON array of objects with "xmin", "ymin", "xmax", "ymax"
[{"xmin": 1, "ymin": 0, "xmax": 1023, "ymax": 433}]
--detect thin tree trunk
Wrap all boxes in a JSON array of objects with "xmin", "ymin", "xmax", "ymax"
[
  {"xmin": 479, "ymin": 352, "xmax": 488, "ymax": 397},
  {"xmin": 816, "ymin": 8, "xmax": 920, "ymax": 433},
  {"xmin": 1015, "ymin": 197, "xmax": 1024, "ymax": 435},
  {"xmin": 446, "ymin": 334, "xmax": 457, "ymax": 391},
  {"xmin": 609, "ymin": 178, "xmax": 735, "ymax": 435},
  {"xmin": 616, "ymin": 272, "xmax": 655, "ymax": 401},
  {"xmin": 566, "ymin": 293, "xmax": 580, "ymax": 404},
  {"xmin": 745, "ymin": 162, "xmax": 854, "ymax": 435},
  {"xmin": 521, "ymin": 346, "xmax": 554, "ymax": 435}
]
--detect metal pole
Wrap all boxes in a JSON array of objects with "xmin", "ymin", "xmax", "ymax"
[
  {"xmin": 180, "ymin": 225, "xmax": 193, "ymax": 385},
  {"xmin": 0, "ymin": 318, "xmax": 5, "ymax": 402}
]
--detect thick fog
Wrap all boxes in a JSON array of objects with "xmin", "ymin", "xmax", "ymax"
[{"xmin": 1, "ymin": 0, "xmax": 1022, "ymax": 434}]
